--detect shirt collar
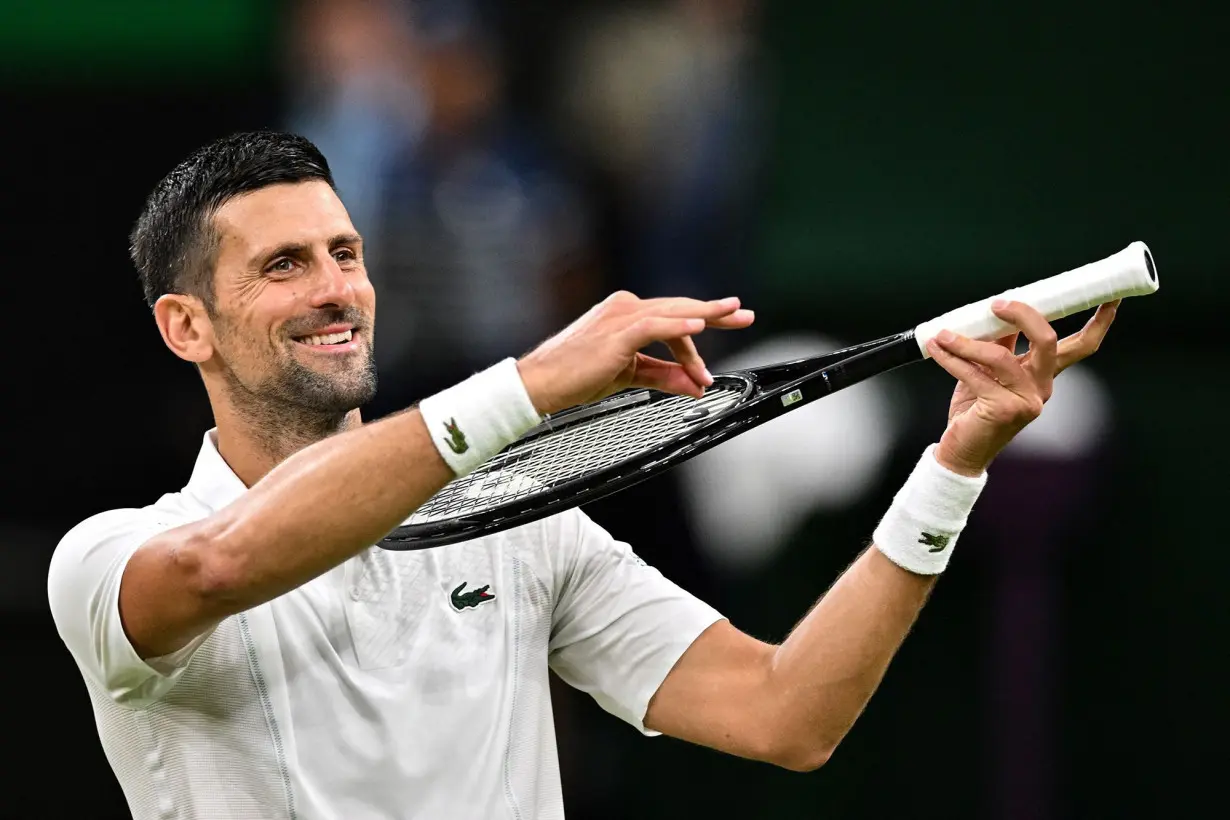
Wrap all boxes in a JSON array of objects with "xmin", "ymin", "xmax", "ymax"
[{"xmin": 183, "ymin": 429, "xmax": 251, "ymax": 511}]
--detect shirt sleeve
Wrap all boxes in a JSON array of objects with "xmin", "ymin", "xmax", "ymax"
[
  {"xmin": 547, "ymin": 509, "xmax": 725, "ymax": 736},
  {"xmin": 47, "ymin": 508, "xmax": 213, "ymax": 709}
]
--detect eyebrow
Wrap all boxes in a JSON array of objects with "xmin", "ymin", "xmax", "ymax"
[{"xmin": 250, "ymin": 232, "xmax": 364, "ymax": 269}]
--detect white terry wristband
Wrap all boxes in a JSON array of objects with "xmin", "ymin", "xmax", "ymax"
[
  {"xmin": 418, "ymin": 358, "xmax": 544, "ymax": 477},
  {"xmin": 872, "ymin": 444, "xmax": 988, "ymax": 575}
]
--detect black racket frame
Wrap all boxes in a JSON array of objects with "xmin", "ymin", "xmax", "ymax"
[{"xmin": 379, "ymin": 329, "xmax": 922, "ymax": 550}]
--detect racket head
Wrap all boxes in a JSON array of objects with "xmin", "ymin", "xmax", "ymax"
[{"xmin": 380, "ymin": 374, "xmax": 757, "ymax": 549}]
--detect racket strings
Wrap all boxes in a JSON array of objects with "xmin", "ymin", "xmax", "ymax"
[{"xmin": 407, "ymin": 384, "xmax": 746, "ymax": 524}]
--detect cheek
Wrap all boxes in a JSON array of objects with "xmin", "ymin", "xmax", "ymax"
[
  {"xmin": 357, "ymin": 276, "xmax": 376, "ymax": 310},
  {"xmin": 267, "ymin": 286, "xmax": 307, "ymax": 317},
  {"xmin": 214, "ymin": 312, "xmax": 280, "ymax": 362},
  {"xmin": 241, "ymin": 294, "xmax": 301, "ymax": 345}
]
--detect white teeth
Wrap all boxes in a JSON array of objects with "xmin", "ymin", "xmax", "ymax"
[{"xmin": 301, "ymin": 329, "xmax": 354, "ymax": 346}]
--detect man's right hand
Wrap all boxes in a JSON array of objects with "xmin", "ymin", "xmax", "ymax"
[{"xmin": 516, "ymin": 291, "xmax": 756, "ymax": 416}]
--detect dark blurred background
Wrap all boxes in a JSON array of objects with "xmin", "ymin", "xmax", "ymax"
[{"xmin": 1, "ymin": 1, "xmax": 1225, "ymax": 818}]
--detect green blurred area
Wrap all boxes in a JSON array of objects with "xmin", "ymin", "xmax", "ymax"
[
  {"xmin": 756, "ymin": 1, "xmax": 1226, "ymax": 315},
  {"xmin": 0, "ymin": 0, "xmax": 272, "ymax": 79}
]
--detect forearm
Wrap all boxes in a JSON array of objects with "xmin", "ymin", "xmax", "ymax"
[
  {"xmin": 768, "ymin": 546, "xmax": 936, "ymax": 765},
  {"xmin": 764, "ymin": 445, "xmax": 986, "ymax": 767},
  {"xmin": 199, "ymin": 408, "xmax": 452, "ymax": 609},
  {"xmin": 124, "ymin": 355, "xmax": 550, "ymax": 660}
]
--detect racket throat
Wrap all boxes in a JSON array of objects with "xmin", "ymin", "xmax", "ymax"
[{"xmin": 817, "ymin": 332, "xmax": 921, "ymax": 395}]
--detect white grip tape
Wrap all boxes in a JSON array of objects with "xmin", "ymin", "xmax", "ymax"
[
  {"xmin": 914, "ymin": 241, "xmax": 1158, "ymax": 357},
  {"xmin": 418, "ymin": 358, "xmax": 544, "ymax": 477}
]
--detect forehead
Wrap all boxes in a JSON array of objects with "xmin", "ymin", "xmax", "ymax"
[{"xmin": 212, "ymin": 180, "xmax": 355, "ymax": 260}]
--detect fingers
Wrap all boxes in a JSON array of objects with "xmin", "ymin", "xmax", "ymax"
[
  {"xmin": 1056, "ymin": 299, "xmax": 1120, "ymax": 373},
  {"xmin": 926, "ymin": 337, "xmax": 1003, "ymax": 395},
  {"xmin": 706, "ymin": 309, "xmax": 756, "ymax": 330},
  {"xmin": 621, "ymin": 328, "xmax": 713, "ymax": 394},
  {"xmin": 932, "ymin": 329, "xmax": 1031, "ymax": 392},
  {"xmin": 928, "ymin": 337, "xmax": 1045, "ymax": 426},
  {"xmin": 620, "ymin": 316, "xmax": 708, "ymax": 351},
  {"xmin": 993, "ymin": 330, "xmax": 1020, "ymax": 357},
  {"xmin": 991, "ymin": 300, "xmax": 1058, "ymax": 384},
  {"xmin": 615, "ymin": 296, "xmax": 754, "ymax": 389},
  {"xmin": 629, "ymin": 296, "xmax": 755, "ymax": 328},
  {"xmin": 665, "ymin": 335, "xmax": 713, "ymax": 388},
  {"xmin": 636, "ymin": 295, "xmax": 742, "ymax": 320},
  {"xmin": 628, "ymin": 354, "xmax": 707, "ymax": 398}
]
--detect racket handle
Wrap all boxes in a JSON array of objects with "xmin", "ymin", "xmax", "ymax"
[{"xmin": 914, "ymin": 241, "xmax": 1158, "ymax": 358}]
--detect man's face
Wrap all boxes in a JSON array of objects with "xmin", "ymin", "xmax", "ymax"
[{"xmin": 206, "ymin": 180, "xmax": 377, "ymax": 414}]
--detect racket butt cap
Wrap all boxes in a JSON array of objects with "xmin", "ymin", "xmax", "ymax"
[{"xmin": 1140, "ymin": 242, "xmax": 1159, "ymax": 289}]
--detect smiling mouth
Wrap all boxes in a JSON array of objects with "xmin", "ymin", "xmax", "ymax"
[{"xmin": 294, "ymin": 328, "xmax": 355, "ymax": 347}]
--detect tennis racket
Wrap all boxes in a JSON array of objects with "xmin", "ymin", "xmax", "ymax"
[{"xmin": 380, "ymin": 242, "xmax": 1158, "ymax": 551}]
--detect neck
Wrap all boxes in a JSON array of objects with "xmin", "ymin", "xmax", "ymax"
[{"xmin": 208, "ymin": 387, "xmax": 363, "ymax": 488}]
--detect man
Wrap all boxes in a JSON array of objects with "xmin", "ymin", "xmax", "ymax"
[{"xmin": 48, "ymin": 132, "xmax": 1119, "ymax": 819}]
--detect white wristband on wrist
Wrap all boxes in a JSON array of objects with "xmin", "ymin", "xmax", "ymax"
[
  {"xmin": 872, "ymin": 444, "xmax": 988, "ymax": 575},
  {"xmin": 418, "ymin": 358, "xmax": 544, "ymax": 477}
]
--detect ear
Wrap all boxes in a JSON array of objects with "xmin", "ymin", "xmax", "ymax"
[{"xmin": 153, "ymin": 294, "xmax": 215, "ymax": 363}]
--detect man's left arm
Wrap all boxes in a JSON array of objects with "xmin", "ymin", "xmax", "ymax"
[
  {"xmin": 645, "ymin": 299, "xmax": 1121, "ymax": 771},
  {"xmin": 645, "ymin": 540, "xmax": 935, "ymax": 771}
]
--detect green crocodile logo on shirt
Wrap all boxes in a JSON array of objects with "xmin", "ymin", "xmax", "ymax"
[{"xmin": 451, "ymin": 581, "xmax": 496, "ymax": 611}]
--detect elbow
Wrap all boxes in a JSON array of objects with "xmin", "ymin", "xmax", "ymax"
[
  {"xmin": 773, "ymin": 742, "xmax": 834, "ymax": 773},
  {"xmin": 752, "ymin": 717, "xmax": 836, "ymax": 772},
  {"xmin": 168, "ymin": 524, "xmax": 248, "ymax": 610},
  {"xmin": 751, "ymin": 679, "xmax": 838, "ymax": 772}
]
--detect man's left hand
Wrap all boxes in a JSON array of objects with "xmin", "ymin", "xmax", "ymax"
[{"xmin": 926, "ymin": 298, "xmax": 1121, "ymax": 477}]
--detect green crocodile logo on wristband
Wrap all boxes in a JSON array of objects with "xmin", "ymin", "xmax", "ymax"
[
  {"xmin": 918, "ymin": 532, "xmax": 950, "ymax": 553},
  {"xmin": 442, "ymin": 418, "xmax": 469, "ymax": 455}
]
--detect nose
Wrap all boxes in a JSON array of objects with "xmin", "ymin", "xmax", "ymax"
[{"xmin": 308, "ymin": 255, "xmax": 357, "ymax": 309}]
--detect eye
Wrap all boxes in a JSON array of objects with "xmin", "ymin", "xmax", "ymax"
[
  {"xmin": 334, "ymin": 248, "xmax": 357, "ymax": 263},
  {"xmin": 268, "ymin": 258, "xmax": 295, "ymax": 274}
]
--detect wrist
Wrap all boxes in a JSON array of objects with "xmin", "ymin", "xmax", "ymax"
[
  {"xmin": 515, "ymin": 359, "xmax": 553, "ymax": 417},
  {"xmin": 418, "ymin": 358, "xmax": 545, "ymax": 477},
  {"xmin": 873, "ymin": 444, "xmax": 989, "ymax": 575},
  {"xmin": 933, "ymin": 440, "xmax": 993, "ymax": 478}
]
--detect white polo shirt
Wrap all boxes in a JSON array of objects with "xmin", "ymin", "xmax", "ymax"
[{"xmin": 48, "ymin": 430, "xmax": 723, "ymax": 820}]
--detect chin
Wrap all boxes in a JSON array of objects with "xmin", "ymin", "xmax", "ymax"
[{"xmin": 285, "ymin": 366, "xmax": 377, "ymax": 415}]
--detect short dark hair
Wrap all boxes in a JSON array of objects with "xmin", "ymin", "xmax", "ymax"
[{"xmin": 129, "ymin": 131, "xmax": 336, "ymax": 312}]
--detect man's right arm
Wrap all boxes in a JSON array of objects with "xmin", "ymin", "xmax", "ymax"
[
  {"xmin": 119, "ymin": 293, "xmax": 756, "ymax": 660},
  {"xmin": 120, "ymin": 407, "xmax": 456, "ymax": 659}
]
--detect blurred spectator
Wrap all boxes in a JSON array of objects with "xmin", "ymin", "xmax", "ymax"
[
  {"xmin": 557, "ymin": 0, "xmax": 768, "ymax": 315},
  {"xmin": 286, "ymin": 0, "xmax": 604, "ymax": 416},
  {"xmin": 284, "ymin": 0, "xmax": 428, "ymax": 246}
]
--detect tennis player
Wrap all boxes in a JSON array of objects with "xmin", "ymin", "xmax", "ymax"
[{"xmin": 48, "ymin": 132, "xmax": 1120, "ymax": 819}]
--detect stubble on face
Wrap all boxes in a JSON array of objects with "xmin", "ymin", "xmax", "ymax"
[{"xmin": 211, "ymin": 304, "xmax": 378, "ymax": 451}]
